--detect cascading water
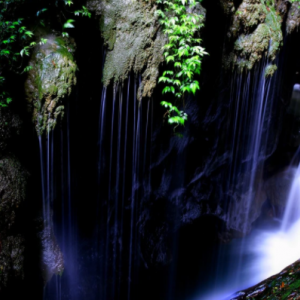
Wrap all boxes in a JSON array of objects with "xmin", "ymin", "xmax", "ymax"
[
  {"xmin": 242, "ymin": 84, "xmax": 300, "ymax": 288},
  {"xmin": 96, "ymin": 75, "xmax": 153, "ymax": 300},
  {"xmin": 39, "ymin": 107, "xmax": 79, "ymax": 300},
  {"xmin": 225, "ymin": 57, "xmax": 277, "ymax": 234},
  {"xmin": 199, "ymin": 55, "xmax": 283, "ymax": 300},
  {"xmin": 249, "ymin": 165, "xmax": 300, "ymax": 281},
  {"xmin": 32, "ymin": 11, "xmax": 300, "ymax": 300}
]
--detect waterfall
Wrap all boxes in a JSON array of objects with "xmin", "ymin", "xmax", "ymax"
[
  {"xmin": 200, "ymin": 56, "xmax": 283, "ymax": 300},
  {"xmin": 224, "ymin": 57, "xmax": 276, "ymax": 234},
  {"xmin": 282, "ymin": 165, "xmax": 300, "ymax": 231},
  {"xmin": 248, "ymin": 123, "xmax": 300, "ymax": 287},
  {"xmin": 39, "ymin": 104, "xmax": 79, "ymax": 300},
  {"xmin": 96, "ymin": 75, "xmax": 153, "ymax": 300}
]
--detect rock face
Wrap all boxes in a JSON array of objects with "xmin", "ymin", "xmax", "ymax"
[
  {"xmin": 223, "ymin": 0, "xmax": 300, "ymax": 72},
  {"xmin": 0, "ymin": 156, "xmax": 28, "ymax": 291},
  {"xmin": 25, "ymin": 33, "xmax": 77, "ymax": 135},
  {"xmin": 225, "ymin": 0, "xmax": 283, "ymax": 70},
  {"xmin": 286, "ymin": 2, "xmax": 300, "ymax": 34},
  {"xmin": 230, "ymin": 259, "xmax": 300, "ymax": 299},
  {"xmin": 0, "ymin": 236, "xmax": 25, "ymax": 289},
  {"xmin": 263, "ymin": 167, "xmax": 296, "ymax": 216},
  {"xmin": 0, "ymin": 110, "xmax": 22, "ymax": 155},
  {"xmin": 0, "ymin": 108, "xmax": 27, "ymax": 291},
  {"xmin": 87, "ymin": 0, "xmax": 166, "ymax": 100},
  {"xmin": 39, "ymin": 223, "xmax": 64, "ymax": 283},
  {"xmin": 87, "ymin": 0, "xmax": 206, "ymax": 100}
]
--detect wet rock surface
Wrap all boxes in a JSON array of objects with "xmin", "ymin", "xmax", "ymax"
[
  {"xmin": 25, "ymin": 32, "xmax": 77, "ymax": 135},
  {"xmin": 0, "ymin": 109, "xmax": 22, "ymax": 155},
  {"xmin": 264, "ymin": 167, "xmax": 296, "ymax": 213},
  {"xmin": 0, "ymin": 156, "xmax": 28, "ymax": 291},
  {"xmin": 225, "ymin": 0, "xmax": 283, "ymax": 70},
  {"xmin": 39, "ymin": 222, "xmax": 64, "ymax": 284},
  {"xmin": 230, "ymin": 259, "xmax": 300, "ymax": 299},
  {"xmin": 0, "ymin": 157, "xmax": 28, "ymax": 231},
  {"xmin": 286, "ymin": 2, "xmax": 300, "ymax": 34},
  {"xmin": 87, "ymin": 0, "xmax": 167, "ymax": 100},
  {"xmin": 0, "ymin": 235, "xmax": 25, "ymax": 288}
]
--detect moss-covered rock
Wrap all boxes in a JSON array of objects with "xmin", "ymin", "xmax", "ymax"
[
  {"xmin": 230, "ymin": 258, "xmax": 300, "ymax": 299},
  {"xmin": 87, "ymin": 0, "xmax": 166, "ymax": 100},
  {"xmin": 286, "ymin": 2, "xmax": 300, "ymax": 34},
  {"xmin": 25, "ymin": 33, "xmax": 77, "ymax": 135},
  {"xmin": 265, "ymin": 63, "xmax": 278, "ymax": 77},
  {"xmin": 226, "ymin": 0, "xmax": 283, "ymax": 71},
  {"xmin": 230, "ymin": 0, "xmax": 266, "ymax": 37}
]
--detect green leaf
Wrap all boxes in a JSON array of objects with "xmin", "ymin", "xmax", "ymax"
[
  {"xmin": 65, "ymin": 0, "xmax": 73, "ymax": 6},
  {"xmin": 22, "ymin": 65, "xmax": 33, "ymax": 73},
  {"xmin": 166, "ymin": 55, "xmax": 175, "ymax": 63},
  {"xmin": 162, "ymin": 86, "xmax": 172, "ymax": 94},
  {"xmin": 37, "ymin": 8, "xmax": 47, "ymax": 16},
  {"xmin": 25, "ymin": 31, "xmax": 34, "ymax": 37},
  {"xmin": 189, "ymin": 81, "xmax": 200, "ymax": 94},
  {"xmin": 39, "ymin": 38, "xmax": 48, "ymax": 45},
  {"xmin": 64, "ymin": 19, "xmax": 75, "ymax": 28},
  {"xmin": 163, "ymin": 70, "xmax": 174, "ymax": 76},
  {"xmin": 160, "ymin": 101, "xmax": 172, "ymax": 109},
  {"xmin": 159, "ymin": 76, "xmax": 170, "ymax": 83}
]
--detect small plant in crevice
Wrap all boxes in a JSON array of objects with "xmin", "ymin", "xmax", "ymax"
[{"xmin": 156, "ymin": 0, "xmax": 207, "ymax": 130}]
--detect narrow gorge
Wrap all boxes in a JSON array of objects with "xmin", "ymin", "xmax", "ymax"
[{"xmin": 1, "ymin": 0, "xmax": 300, "ymax": 299}]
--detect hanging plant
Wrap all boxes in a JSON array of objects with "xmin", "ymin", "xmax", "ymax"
[{"xmin": 156, "ymin": 0, "xmax": 207, "ymax": 129}]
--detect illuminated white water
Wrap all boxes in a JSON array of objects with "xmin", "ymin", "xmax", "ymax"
[
  {"xmin": 250, "ymin": 164, "xmax": 300, "ymax": 282},
  {"xmin": 199, "ymin": 164, "xmax": 300, "ymax": 300}
]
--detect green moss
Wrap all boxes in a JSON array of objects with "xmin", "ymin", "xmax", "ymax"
[
  {"xmin": 87, "ymin": 0, "xmax": 167, "ymax": 100},
  {"xmin": 286, "ymin": 2, "xmax": 300, "ymax": 34},
  {"xmin": 265, "ymin": 64, "xmax": 277, "ymax": 77},
  {"xmin": 25, "ymin": 33, "xmax": 77, "ymax": 135},
  {"xmin": 282, "ymin": 279, "xmax": 300, "ymax": 299},
  {"xmin": 226, "ymin": 0, "xmax": 283, "ymax": 72},
  {"xmin": 87, "ymin": 0, "xmax": 206, "ymax": 100}
]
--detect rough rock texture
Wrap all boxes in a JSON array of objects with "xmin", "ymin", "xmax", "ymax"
[
  {"xmin": 286, "ymin": 2, "xmax": 300, "ymax": 34},
  {"xmin": 264, "ymin": 64, "xmax": 278, "ymax": 77},
  {"xmin": 0, "ymin": 110, "xmax": 22, "ymax": 155},
  {"xmin": 220, "ymin": 0, "xmax": 235, "ymax": 15},
  {"xmin": 225, "ymin": 0, "xmax": 283, "ymax": 70},
  {"xmin": 39, "ymin": 223, "xmax": 64, "ymax": 283},
  {"xmin": 0, "ymin": 156, "xmax": 28, "ymax": 291},
  {"xmin": 0, "ymin": 157, "xmax": 27, "ymax": 231},
  {"xmin": 0, "ymin": 236, "xmax": 25, "ymax": 288},
  {"xmin": 25, "ymin": 33, "xmax": 77, "ymax": 135},
  {"xmin": 264, "ymin": 167, "xmax": 295, "ymax": 213},
  {"xmin": 87, "ymin": 0, "xmax": 166, "ymax": 100},
  {"xmin": 276, "ymin": 0, "xmax": 290, "ymax": 17}
]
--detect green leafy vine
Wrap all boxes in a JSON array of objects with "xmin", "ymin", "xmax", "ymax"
[{"xmin": 156, "ymin": 0, "xmax": 207, "ymax": 129}]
